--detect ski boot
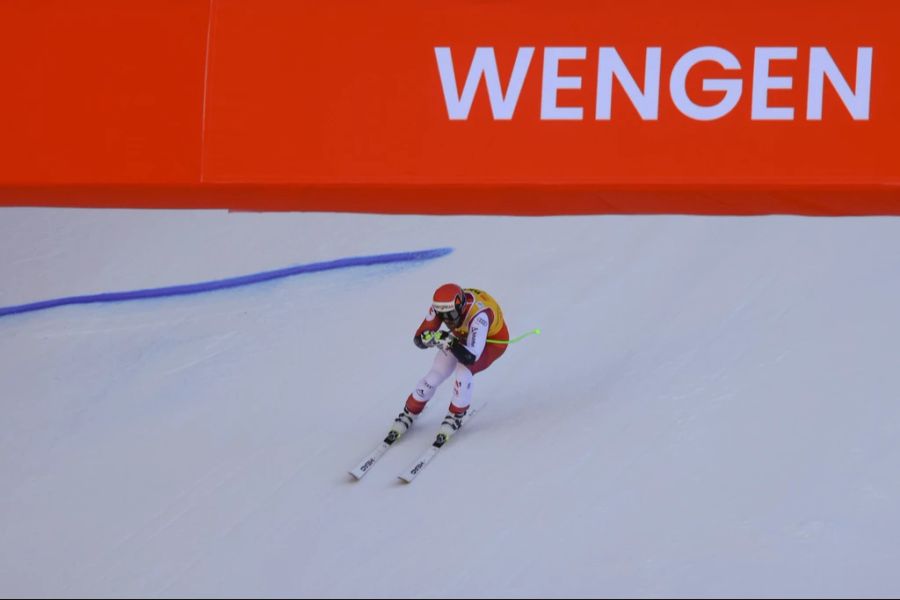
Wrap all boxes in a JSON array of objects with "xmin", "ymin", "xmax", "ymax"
[
  {"xmin": 434, "ymin": 407, "xmax": 468, "ymax": 448},
  {"xmin": 385, "ymin": 406, "xmax": 419, "ymax": 445}
]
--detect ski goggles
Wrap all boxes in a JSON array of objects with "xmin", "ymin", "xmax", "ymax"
[{"xmin": 435, "ymin": 307, "xmax": 461, "ymax": 324}]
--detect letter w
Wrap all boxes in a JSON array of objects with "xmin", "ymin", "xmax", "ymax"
[{"xmin": 434, "ymin": 47, "xmax": 534, "ymax": 120}]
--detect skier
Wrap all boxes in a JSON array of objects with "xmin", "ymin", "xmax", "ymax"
[{"xmin": 387, "ymin": 283, "xmax": 509, "ymax": 444}]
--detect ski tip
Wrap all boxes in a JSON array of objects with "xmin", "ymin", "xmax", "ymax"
[
  {"xmin": 349, "ymin": 470, "xmax": 364, "ymax": 481},
  {"xmin": 397, "ymin": 475, "xmax": 412, "ymax": 484}
]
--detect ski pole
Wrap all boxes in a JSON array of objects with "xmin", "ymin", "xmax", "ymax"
[{"xmin": 486, "ymin": 328, "xmax": 541, "ymax": 345}]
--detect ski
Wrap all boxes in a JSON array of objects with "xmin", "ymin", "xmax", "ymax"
[
  {"xmin": 349, "ymin": 439, "xmax": 395, "ymax": 480},
  {"xmin": 397, "ymin": 402, "xmax": 486, "ymax": 484},
  {"xmin": 350, "ymin": 408, "xmax": 415, "ymax": 480},
  {"xmin": 398, "ymin": 446, "xmax": 439, "ymax": 483}
]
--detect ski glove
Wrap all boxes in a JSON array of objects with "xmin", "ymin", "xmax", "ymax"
[{"xmin": 418, "ymin": 330, "xmax": 454, "ymax": 350}]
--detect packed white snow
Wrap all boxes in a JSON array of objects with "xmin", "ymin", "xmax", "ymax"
[{"xmin": 1, "ymin": 208, "xmax": 898, "ymax": 598}]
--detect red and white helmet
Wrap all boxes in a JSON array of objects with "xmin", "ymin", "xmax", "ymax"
[{"xmin": 432, "ymin": 283, "xmax": 467, "ymax": 327}]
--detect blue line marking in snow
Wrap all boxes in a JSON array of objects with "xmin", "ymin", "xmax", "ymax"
[{"xmin": 0, "ymin": 247, "xmax": 453, "ymax": 319}]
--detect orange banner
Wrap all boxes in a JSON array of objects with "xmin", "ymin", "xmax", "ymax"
[
  {"xmin": 0, "ymin": 1, "xmax": 898, "ymax": 214},
  {"xmin": 0, "ymin": 0, "xmax": 210, "ymax": 185}
]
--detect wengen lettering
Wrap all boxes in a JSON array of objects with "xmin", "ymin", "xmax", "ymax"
[{"xmin": 434, "ymin": 46, "xmax": 873, "ymax": 121}]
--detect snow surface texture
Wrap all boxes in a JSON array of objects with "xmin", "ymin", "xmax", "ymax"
[{"xmin": 1, "ymin": 208, "xmax": 899, "ymax": 598}]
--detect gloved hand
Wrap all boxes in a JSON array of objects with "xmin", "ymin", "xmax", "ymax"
[{"xmin": 419, "ymin": 329, "xmax": 454, "ymax": 350}]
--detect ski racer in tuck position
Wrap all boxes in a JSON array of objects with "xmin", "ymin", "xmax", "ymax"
[{"xmin": 387, "ymin": 283, "xmax": 509, "ymax": 443}]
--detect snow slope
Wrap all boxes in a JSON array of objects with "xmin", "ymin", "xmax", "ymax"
[{"xmin": 1, "ymin": 208, "xmax": 899, "ymax": 598}]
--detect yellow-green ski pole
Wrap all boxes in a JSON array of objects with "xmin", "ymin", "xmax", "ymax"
[{"xmin": 486, "ymin": 328, "xmax": 541, "ymax": 345}]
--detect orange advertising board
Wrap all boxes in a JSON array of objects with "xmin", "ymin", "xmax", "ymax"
[
  {"xmin": 0, "ymin": 0, "xmax": 210, "ymax": 185},
  {"xmin": 0, "ymin": 1, "xmax": 898, "ymax": 214}
]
